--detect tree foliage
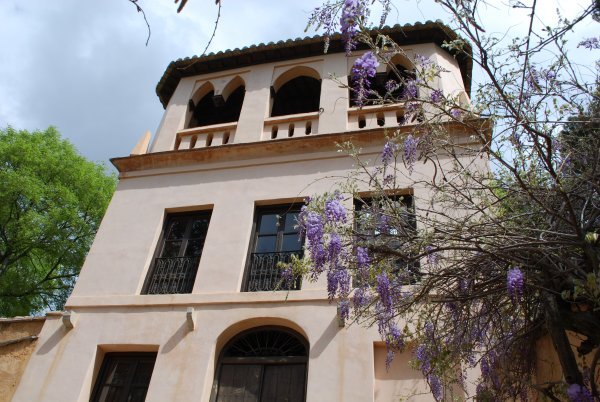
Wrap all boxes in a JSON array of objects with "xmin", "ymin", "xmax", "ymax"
[
  {"xmin": 0, "ymin": 126, "xmax": 116, "ymax": 316},
  {"xmin": 290, "ymin": 0, "xmax": 600, "ymax": 400}
]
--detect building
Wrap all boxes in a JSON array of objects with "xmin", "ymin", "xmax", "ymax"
[{"xmin": 12, "ymin": 22, "xmax": 476, "ymax": 401}]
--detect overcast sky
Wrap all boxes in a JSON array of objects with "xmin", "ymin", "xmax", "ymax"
[{"xmin": 0, "ymin": 1, "xmax": 595, "ymax": 170}]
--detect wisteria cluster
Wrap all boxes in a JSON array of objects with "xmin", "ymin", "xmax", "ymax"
[
  {"xmin": 351, "ymin": 51, "xmax": 379, "ymax": 106},
  {"xmin": 567, "ymin": 383, "xmax": 595, "ymax": 402},
  {"xmin": 507, "ymin": 267, "xmax": 524, "ymax": 301},
  {"xmin": 430, "ymin": 89, "xmax": 443, "ymax": 104},
  {"xmin": 403, "ymin": 134, "xmax": 420, "ymax": 174},
  {"xmin": 578, "ymin": 37, "xmax": 600, "ymax": 50},
  {"xmin": 340, "ymin": 0, "xmax": 366, "ymax": 54},
  {"xmin": 414, "ymin": 323, "xmax": 443, "ymax": 400},
  {"xmin": 381, "ymin": 140, "xmax": 398, "ymax": 166}
]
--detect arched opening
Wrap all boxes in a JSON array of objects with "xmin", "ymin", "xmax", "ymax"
[
  {"xmin": 349, "ymin": 62, "xmax": 416, "ymax": 106},
  {"xmin": 271, "ymin": 67, "xmax": 321, "ymax": 117},
  {"xmin": 188, "ymin": 81, "xmax": 245, "ymax": 128},
  {"xmin": 212, "ymin": 326, "xmax": 308, "ymax": 402}
]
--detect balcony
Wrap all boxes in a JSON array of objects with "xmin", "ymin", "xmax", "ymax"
[
  {"xmin": 175, "ymin": 122, "xmax": 237, "ymax": 150},
  {"xmin": 144, "ymin": 256, "xmax": 199, "ymax": 294},
  {"xmin": 244, "ymin": 251, "xmax": 302, "ymax": 292},
  {"xmin": 263, "ymin": 112, "xmax": 319, "ymax": 141},
  {"xmin": 348, "ymin": 104, "xmax": 410, "ymax": 131}
]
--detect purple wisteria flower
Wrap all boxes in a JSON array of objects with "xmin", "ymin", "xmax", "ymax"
[
  {"xmin": 414, "ymin": 53, "xmax": 433, "ymax": 68},
  {"xmin": 325, "ymin": 195, "xmax": 347, "ymax": 223},
  {"xmin": 327, "ymin": 267, "xmax": 351, "ymax": 299},
  {"xmin": 578, "ymin": 37, "xmax": 600, "ymax": 50},
  {"xmin": 299, "ymin": 207, "xmax": 327, "ymax": 273},
  {"xmin": 415, "ymin": 344, "xmax": 430, "ymax": 372},
  {"xmin": 328, "ymin": 233, "xmax": 343, "ymax": 262},
  {"xmin": 428, "ymin": 375, "xmax": 443, "ymax": 400},
  {"xmin": 385, "ymin": 79, "xmax": 398, "ymax": 93},
  {"xmin": 309, "ymin": 4, "xmax": 336, "ymax": 51},
  {"xmin": 403, "ymin": 79, "xmax": 418, "ymax": 99},
  {"xmin": 425, "ymin": 245, "xmax": 439, "ymax": 265},
  {"xmin": 376, "ymin": 272, "xmax": 393, "ymax": 311},
  {"xmin": 430, "ymin": 89, "xmax": 443, "ymax": 104},
  {"xmin": 379, "ymin": 0, "xmax": 391, "ymax": 26},
  {"xmin": 544, "ymin": 69, "xmax": 557, "ymax": 81},
  {"xmin": 356, "ymin": 246, "xmax": 370, "ymax": 269},
  {"xmin": 381, "ymin": 140, "xmax": 397, "ymax": 165},
  {"xmin": 403, "ymin": 134, "xmax": 420, "ymax": 174},
  {"xmin": 281, "ymin": 265, "xmax": 295, "ymax": 289},
  {"xmin": 450, "ymin": 108, "xmax": 463, "ymax": 120},
  {"xmin": 353, "ymin": 286, "xmax": 370, "ymax": 308},
  {"xmin": 352, "ymin": 51, "xmax": 379, "ymax": 106},
  {"xmin": 303, "ymin": 210, "xmax": 324, "ymax": 244},
  {"xmin": 507, "ymin": 267, "xmax": 524, "ymax": 300},
  {"xmin": 339, "ymin": 299, "xmax": 351, "ymax": 321},
  {"xmin": 340, "ymin": 0, "xmax": 365, "ymax": 54},
  {"xmin": 567, "ymin": 384, "xmax": 594, "ymax": 402}
]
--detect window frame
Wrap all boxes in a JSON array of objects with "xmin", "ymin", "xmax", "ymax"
[
  {"xmin": 210, "ymin": 326, "xmax": 309, "ymax": 402},
  {"xmin": 353, "ymin": 193, "xmax": 420, "ymax": 284},
  {"xmin": 142, "ymin": 210, "xmax": 212, "ymax": 295},
  {"xmin": 242, "ymin": 204, "xmax": 304, "ymax": 292},
  {"xmin": 90, "ymin": 352, "xmax": 157, "ymax": 402}
]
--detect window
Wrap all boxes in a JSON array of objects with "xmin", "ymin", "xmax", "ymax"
[
  {"xmin": 354, "ymin": 194, "xmax": 419, "ymax": 284},
  {"xmin": 143, "ymin": 211, "xmax": 211, "ymax": 294},
  {"xmin": 91, "ymin": 353, "xmax": 157, "ymax": 402},
  {"xmin": 188, "ymin": 85, "xmax": 245, "ymax": 128},
  {"xmin": 349, "ymin": 64, "xmax": 416, "ymax": 107},
  {"xmin": 211, "ymin": 327, "xmax": 308, "ymax": 402},
  {"xmin": 243, "ymin": 205, "xmax": 303, "ymax": 291},
  {"xmin": 271, "ymin": 76, "xmax": 321, "ymax": 117}
]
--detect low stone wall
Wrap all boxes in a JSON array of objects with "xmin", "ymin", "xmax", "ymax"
[{"xmin": 0, "ymin": 317, "xmax": 45, "ymax": 402}]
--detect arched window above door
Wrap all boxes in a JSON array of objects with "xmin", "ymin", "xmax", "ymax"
[{"xmin": 212, "ymin": 326, "xmax": 308, "ymax": 402}]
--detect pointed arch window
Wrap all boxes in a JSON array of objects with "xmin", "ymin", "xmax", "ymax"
[
  {"xmin": 271, "ymin": 76, "xmax": 321, "ymax": 117},
  {"xmin": 211, "ymin": 327, "xmax": 308, "ymax": 402},
  {"xmin": 349, "ymin": 64, "xmax": 416, "ymax": 106},
  {"xmin": 188, "ymin": 85, "xmax": 245, "ymax": 128}
]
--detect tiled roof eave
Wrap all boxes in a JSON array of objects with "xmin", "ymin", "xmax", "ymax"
[{"xmin": 155, "ymin": 21, "xmax": 473, "ymax": 108}]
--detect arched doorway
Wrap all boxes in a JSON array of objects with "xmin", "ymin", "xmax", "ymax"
[{"xmin": 212, "ymin": 326, "xmax": 308, "ymax": 402}]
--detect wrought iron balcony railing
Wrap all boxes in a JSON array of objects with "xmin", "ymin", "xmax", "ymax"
[
  {"xmin": 244, "ymin": 251, "xmax": 302, "ymax": 292},
  {"xmin": 144, "ymin": 256, "xmax": 199, "ymax": 294}
]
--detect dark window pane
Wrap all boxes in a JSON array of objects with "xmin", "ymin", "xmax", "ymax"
[
  {"xmin": 166, "ymin": 219, "xmax": 187, "ymax": 239},
  {"xmin": 145, "ymin": 211, "xmax": 212, "ymax": 295},
  {"xmin": 191, "ymin": 219, "xmax": 209, "ymax": 237},
  {"xmin": 92, "ymin": 354, "xmax": 156, "ymax": 402},
  {"xmin": 105, "ymin": 361, "xmax": 133, "ymax": 386},
  {"xmin": 98, "ymin": 386, "xmax": 121, "ymax": 402},
  {"xmin": 281, "ymin": 234, "xmax": 301, "ymax": 252},
  {"xmin": 128, "ymin": 387, "xmax": 149, "ymax": 402},
  {"xmin": 161, "ymin": 240, "xmax": 182, "ymax": 258},
  {"xmin": 284, "ymin": 212, "xmax": 299, "ymax": 231},
  {"xmin": 132, "ymin": 362, "xmax": 155, "ymax": 386},
  {"xmin": 184, "ymin": 239, "xmax": 204, "ymax": 257},
  {"xmin": 217, "ymin": 365, "xmax": 261, "ymax": 402},
  {"xmin": 255, "ymin": 236, "xmax": 277, "ymax": 253},
  {"xmin": 258, "ymin": 214, "xmax": 278, "ymax": 234}
]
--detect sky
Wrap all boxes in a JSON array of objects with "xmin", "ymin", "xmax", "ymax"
[{"xmin": 0, "ymin": 0, "xmax": 596, "ymax": 170}]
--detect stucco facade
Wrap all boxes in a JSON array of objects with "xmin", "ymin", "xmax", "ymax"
[{"xmin": 13, "ymin": 22, "xmax": 482, "ymax": 402}]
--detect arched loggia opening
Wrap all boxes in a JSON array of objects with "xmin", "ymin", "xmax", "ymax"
[
  {"xmin": 271, "ymin": 67, "xmax": 321, "ymax": 117},
  {"xmin": 188, "ymin": 82, "xmax": 245, "ymax": 128},
  {"xmin": 211, "ymin": 326, "xmax": 308, "ymax": 402},
  {"xmin": 349, "ymin": 63, "xmax": 416, "ymax": 106}
]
